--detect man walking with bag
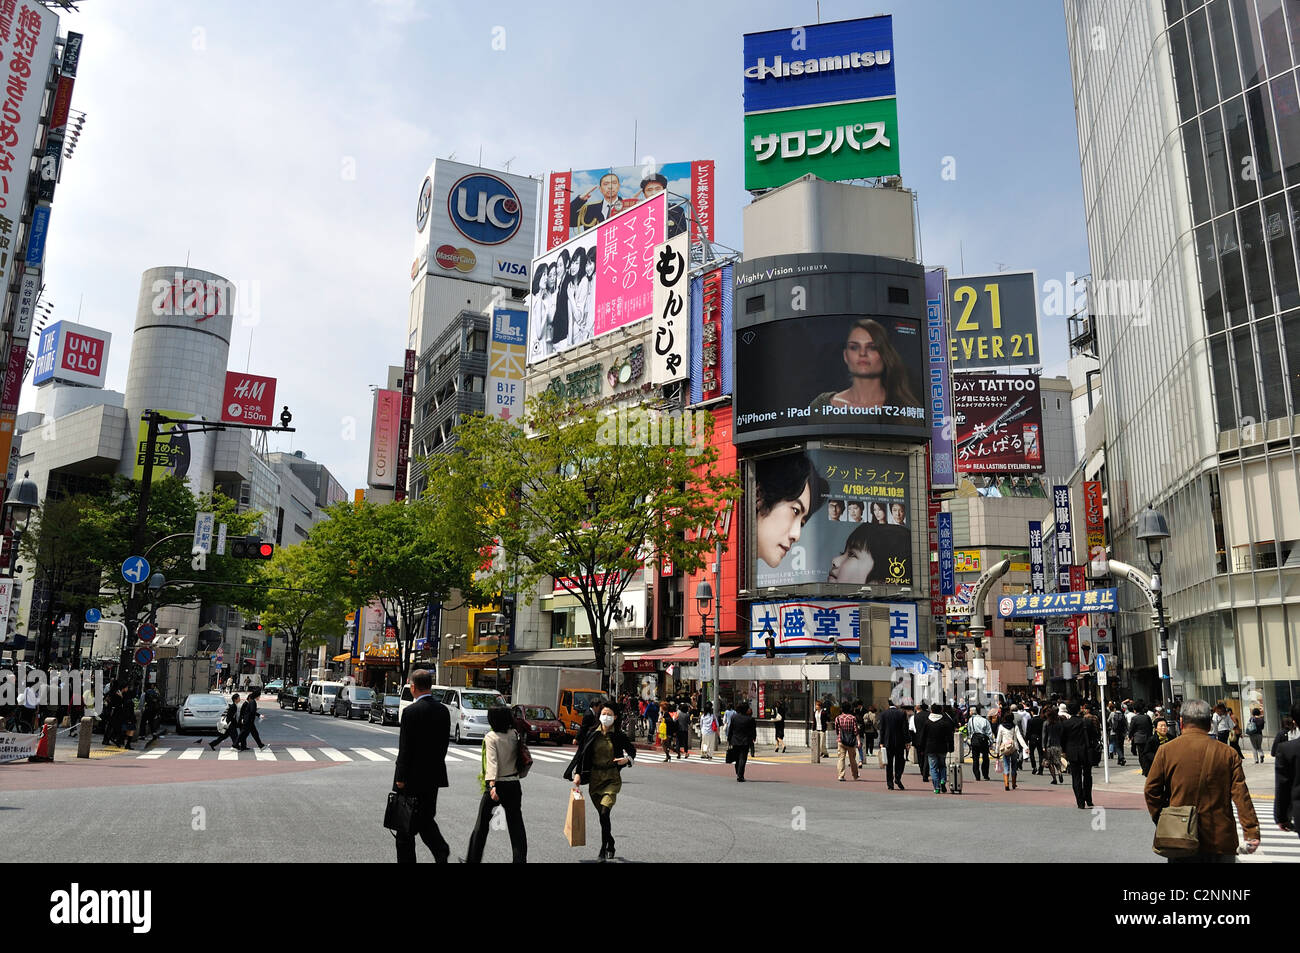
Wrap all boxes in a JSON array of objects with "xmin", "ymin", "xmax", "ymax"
[
  {"xmin": 392, "ymin": 669, "xmax": 451, "ymax": 863},
  {"xmin": 834, "ymin": 699, "xmax": 859, "ymax": 781},
  {"xmin": 966, "ymin": 705, "xmax": 993, "ymax": 781},
  {"xmin": 1145, "ymin": 698, "xmax": 1260, "ymax": 862},
  {"xmin": 879, "ymin": 699, "xmax": 908, "ymax": 790},
  {"xmin": 1060, "ymin": 700, "xmax": 1099, "ymax": 808},
  {"xmin": 209, "ymin": 693, "xmax": 242, "ymax": 750}
]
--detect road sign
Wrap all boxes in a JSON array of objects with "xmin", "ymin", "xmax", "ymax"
[
  {"xmin": 1096, "ymin": 670, "xmax": 1108, "ymax": 687},
  {"xmin": 120, "ymin": 556, "xmax": 150, "ymax": 585},
  {"xmin": 1096, "ymin": 653, "xmax": 1107, "ymax": 672},
  {"xmin": 135, "ymin": 646, "xmax": 154, "ymax": 665},
  {"xmin": 215, "ymin": 646, "xmax": 225, "ymax": 660},
  {"xmin": 137, "ymin": 623, "xmax": 156, "ymax": 642},
  {"xmin": 85, "ymin": 607, "xmax": 101, "ymax": 623}
]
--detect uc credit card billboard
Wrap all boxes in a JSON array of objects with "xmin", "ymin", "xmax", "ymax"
[{"xmin": 743, "ymin": 16, "xmax": 899, "ymax": 190}]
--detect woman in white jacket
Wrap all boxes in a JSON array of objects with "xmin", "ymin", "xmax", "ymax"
[
  {"xmin": 465, "ymin": 706, "xmax": 527, "ymax": 863},
  {"xmin": 994, "ymin": 711, "xmax": 1028, "ymax": 791}
]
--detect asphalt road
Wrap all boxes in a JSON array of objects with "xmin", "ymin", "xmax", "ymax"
[{"xmin": 0, "ymin": 702, "xmax": 1194, "ymax": 864}]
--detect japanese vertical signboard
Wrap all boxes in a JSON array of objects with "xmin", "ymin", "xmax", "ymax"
[
  {"xmin": 1028, "ymin": 520, "xmax": 1045, "ymax": 593},
  {"xmin": 937, "ymin": 511, "xmax": 954, "ymax": 596},
  {"xmin": 486, "ymin": 307, "xmax": 527, "ymax": 422},
  {"xmin": 1083, "ymin": 480, "xmax": 1106, "ymax": 562},
  {"xmin": 650, "ymin": 231, "xmax": 689, "ymax": 385},
  {"xmin": 1054, "ymin": 485, "xmax": 1073, "ymax": 591},
  {"xmin": 926, "ymin": 268, "xmax": 955, "ymax": 487},
  {"xmin": 394, "ymin": 350, "xmax": 415, "ymax": 501},
  {"xmin": 0, "ymin": 3, "xmax": 58, "ymax": 292},
  {"xmin": 743, "ymin": 16, "xmax": 899, "ymax": 189},
  {"xmin": 928, "ymin": 499, "xmax": 942, "ymax": 623},
  {"xmin": 691, "ymin": 265, "xmax": 733, "ymax": 404}
]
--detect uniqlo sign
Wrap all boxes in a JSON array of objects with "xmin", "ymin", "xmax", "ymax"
[
  {"xmin": 32, "ymin": 321, "xmax": 111, "ymax": 387},
  {"xmin": 221, "ymin": 372, "xmax": 277, "ymax": 426}
]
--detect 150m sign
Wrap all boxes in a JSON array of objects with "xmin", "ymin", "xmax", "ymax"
[{"xmin": 947, "ymin": 271, "xmax": 1039, "ymax": 371}]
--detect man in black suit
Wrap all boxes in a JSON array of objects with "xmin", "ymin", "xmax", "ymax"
[
  {"xmin": 393, "ymin": 669, "xmax": 451, "ymax": 863},
  {"xmin": 1130, "ymin": 702, "xmax": 1155, "ymax": 774},
  {"xmin": 209, "ymin": 693, "xmax": 242, "ymax": 750},
  {"xmin": 878, "ymin": 700, "xmax": 909, "ymax": 790},
  {"xmin": 913, "ymin": 702, "xmax": 931, "ymax": 783},
  {"xmin": 237, "ymin": 689, "xmax": 266, "ymax": 751},
  {"xmin": 1025, "ymin": 707, "xmax": 1044, "ymax": 774},
  {"xmin": 1060, "ymin": 700, "xmax": 1099, "ymax": 809},
  {"xmin": 1275, "ymin": 701, "xmax": 1300, "ymax": 842},
  {"xmin": 569, "ymin": 172, "xmax": 625, "ymax": 231}
]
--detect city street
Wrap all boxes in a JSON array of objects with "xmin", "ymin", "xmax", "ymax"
[{"xmin": 7, "ymin": 706, "xmax": 1293, "ymax": 864}]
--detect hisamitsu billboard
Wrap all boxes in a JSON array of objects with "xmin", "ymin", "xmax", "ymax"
[{"xmin": 743, "ymin": 16, "xmax": 896, "ymax": 113}]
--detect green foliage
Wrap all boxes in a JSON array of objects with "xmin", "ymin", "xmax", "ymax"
[
  {"xmin": 429, "ymin": 391, "xmax": 740, "ymax": 685},
  {"xmin": 301, "ymin": 496, "xmax": 483, "ymax": 678},
  {"xmin": 258, "ymin": 543, "xmax": 348, "ymax": 681}
]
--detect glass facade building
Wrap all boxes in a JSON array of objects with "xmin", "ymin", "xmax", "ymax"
[{"xmin": 1066, "ymin": 0, "xmax": 1300, "ymax": 720}]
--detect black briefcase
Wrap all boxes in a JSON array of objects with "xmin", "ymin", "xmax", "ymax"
[{"xmin": 383, "ymin": 791, "xmax": 420, "ymax": 836}]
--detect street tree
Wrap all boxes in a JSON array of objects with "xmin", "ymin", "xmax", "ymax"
[
  {"xmin": 17, "ymin": 492, "xmax": 104, "ymax": 667},
  {"xmin": 430, "ymin": 392, "xmax": 740, "ymax": 692},
  {"xmin": 257, "ymin": 543, "xmax": 348, "ymax": 684},
  {"xmin": 302, "ymin": 497, "xmax": 483, "ymax": 681}
]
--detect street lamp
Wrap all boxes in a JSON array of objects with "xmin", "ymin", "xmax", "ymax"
[
  {"xmin": 1135, "ymin": 505, "xmax": 1172, "ymax": 707},
  {"xmin": 695, "ymin": 579, "xmax": 714, "ymax": 714},
  {"xmin": 3, "ymin": 470, "xmax": 39, "ymax": 574}
]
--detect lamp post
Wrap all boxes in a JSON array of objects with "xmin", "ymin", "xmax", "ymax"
[
  {"xmin": 3, "ymin": 471, "xmax": 39, "ymax": 663},
  {"xmin": 695, "ymin": 579, "xmax": 714, "ymax": 715},
  {"xmin": 1135, "ymin": 506, "xmax": 1173, "ymax": 708}
]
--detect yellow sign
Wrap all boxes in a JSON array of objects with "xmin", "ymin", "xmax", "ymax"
[
  {"xmin": 954, "ymin": 550, "xmax": 981, "ymax": 573},
  {"xmin": 133, "ymin": 410, "xmax": 195, "ymax": 481}
]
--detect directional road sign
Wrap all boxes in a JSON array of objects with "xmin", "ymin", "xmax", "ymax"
[
  {"xmin": 121, "ymin": 556, "xmax": 150, "ymax": 585},
  {"xmin": 1096, "ymin": 653, "xmax": 1107, "ymax": 672},
  {"xmin": 137, "ymin": 623, "xmax": 157, "ymax": 643},
  {"xmin": 135, "ymin": 646, "xmax": 155, "ymax": 665},
  {"xmin": 85, "ymin": 608, "xmax": 102, "ymax": 623}
]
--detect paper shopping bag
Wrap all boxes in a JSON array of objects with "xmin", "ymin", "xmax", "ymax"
[{"xmin": 564, "ymin": 790, "xmax": 586, "ymax": 847}]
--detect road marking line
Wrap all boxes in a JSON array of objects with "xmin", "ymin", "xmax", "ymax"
[
  {"xmin": 527, "ymin": 750, "xmax": 571, "ymax": 762},
  {"xmin": 286, "ymin": 724, "xmax": 300, "ymax": 731},
  {"xmin": 443, "ymin": 747, "xmax": 481, "ymax": 761},
  {"xmin": 255, "ymin": 747, "xmax": 276, "ymax": 761},
  {"xmin": 352, "ymin": 748, "xmax": 387, "ymax": 761},
  {"xmin": 382, "ymin": 747, "xmax": 399, "ymax": 756},
  {"xmin": 319, "ymin": 747, "xmax": 350, "ymax": 762},
  {"xmin": 178, "ymin": 749, "xmax": 204, "ymax": 760},
  {"xmin": 137, "ymin": 753, "xmax": 164, "ymax": 759},
  {"xmin": 286, "ymin": 747, "xmax": 314, "ymax": 762},
  {"xmin": 309, "ymin": 734, "xmax": 327, "ymax": 743},
  {"xmin": 218, "ymin": 749, "xmax": 240, "ymax": 761}
]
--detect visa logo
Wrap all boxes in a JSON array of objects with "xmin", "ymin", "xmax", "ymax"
[{"xmin": 495, "ymin": 259, "xmax": 527, "ymax": 278}]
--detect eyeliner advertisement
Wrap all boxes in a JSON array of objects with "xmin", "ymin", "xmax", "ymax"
[{"xmin": 952, "ymin": 372, "xmax": 1044, "ymax": 473}]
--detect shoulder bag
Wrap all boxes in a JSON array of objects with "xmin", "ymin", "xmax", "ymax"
[
  {"xmin": 1152, "ymin": 745, "xmax": 1212, "ymax": 858},
  {"xmin": 515, "ymin": 729, "xmax": 533, "ymax": 779}
]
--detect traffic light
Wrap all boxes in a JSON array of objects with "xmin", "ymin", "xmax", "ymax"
[
  {"xmin": 244, "ymin": 619, "xmax": 264, "ymax": 631},
  {"xmin": 230, "ymin": 536, "xmax": 274, "ymax": 559}
]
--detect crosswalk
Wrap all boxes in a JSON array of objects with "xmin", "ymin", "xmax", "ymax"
[
  {"xmin": 1235, "ymin": 806, "xmax": 1300, "ymax": 864},
  {"xmin": 133, "ymin": 744, "xmax": 765, "ymax": 768}
]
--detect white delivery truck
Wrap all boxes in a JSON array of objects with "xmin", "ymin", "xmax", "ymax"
[{"xmin": 511, "ymin": 666, "xmax": 604, "ymax": 742}]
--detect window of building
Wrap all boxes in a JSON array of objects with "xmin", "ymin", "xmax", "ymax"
[
  {"xmin": 1240, "ymin": 203, "xmax": 1273, "ymax": 316},
  {"xmin": 1259, "ymin": 0, "xmax": 1291, "ymax": 78},
  {"xmin": 1209, "ymin": 332, "xmax": 1237, "ymax": 429},
  {"xmin": 1225, "ymin": 96, "xmax": 1258, "ymax": 204},
  {"xmin": 1232, "ymin": 323, "xmax": 1262, "ymax": 422},
  {"xmin": 1203, "ymin": 108, "xmax": 1236, "ymax": 217},
  {"xmin": 1280, "ymin": 309, "xmax": 1300, "ymax": 410},
  {"xmin": 465, "ymin": 329, "xmax": 487, "ymax": 353},
  {"xmin": 1170, "ymin": 21, "xmax": 1198, "ymax": 124},
  {"xmin": 1188, "ymin": 7, "xmax": 1220, "ymax": 113},
  {"xmin": 1165, "ymin": 0, "xmax": 1184, "ymax": 27},
  {"xmin": 1247, "ymin": 84, "xmax": 1285, "ymax": 195},
  {"xmin": 1256, "ymin": 317, "xmax": 1286, "ymax": 419},
  {"xmin": 1217, "ymin": 212, "xmax": 1250, "ymax": 325},
  {"xmin": 1198, "ymin": 222, "xmax": 1226, "ymax": 332},
  {"xmin": 1273, "ymin": 73, "xmax": 1300, "ymax": 187},
  {"xmin": 1210, "ymin": 0, "xmax": 1243, "ymax": 99},
  {"xmin": 1267, "ymin": 192, "xmax": 1300, "ymax": 311},
  {"xmin": 1231, "ymin": 0, "xmax": 1267, "ymax": 88},
  {"xmin": 1185, "ymin": 120, "xmax": 1214, "ymax": 224}
]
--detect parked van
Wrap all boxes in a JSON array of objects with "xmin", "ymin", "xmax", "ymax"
[
  {"xmin": 308, "ymin": 680, "xmax": 344, "ymax": 714},
  {"xmin": 398, "ymin": 683, "xmax": 454, "ymax": 721},
  {"xmin": 442, "ymin": 687, "xmax": 507, "ymax": 744}
]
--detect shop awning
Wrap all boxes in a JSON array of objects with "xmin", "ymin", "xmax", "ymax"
[
  {"xmin": 498, "ymin": 649, "xmax": 599, "ymax": 666},
  {"xmin": 332, "ymin": 652, "xmax": 354, "ymax": 662},
  {"xmin": 444, "ymin": 655, "xmax": 509, "ymax": 670},
  {"xmin": 890, "ymin": 652, "xmax": 932, "ymax": 674},
  {"xmin": 357, "ymin": 656, "xmax": 398, "ymax": 667}
]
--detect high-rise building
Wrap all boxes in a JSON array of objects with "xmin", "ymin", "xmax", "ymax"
[{"xmin": 1064, "ymin": 0, "xmax": 1300, "ymax": 716}]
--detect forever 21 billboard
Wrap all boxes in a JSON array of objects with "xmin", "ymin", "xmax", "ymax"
[{"xmin": 732, "ymin": 253, "xmax": 929, "ymax": 446}]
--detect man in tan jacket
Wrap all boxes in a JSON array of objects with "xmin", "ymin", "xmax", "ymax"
[{"xmin": 1144, "ymin": 698, "xmax": 1260, "ymax": 862}]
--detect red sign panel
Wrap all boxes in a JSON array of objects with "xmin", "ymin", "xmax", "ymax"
[
  {"xmin": 1069, "ymin": 565, "xmax": 1085, "ymax": 594},
  {"xmin": 1, "ymin": 343, "xmax": 26, "ymax": 412},
  {"xmin": 701, "ymin": 269, "xmax": 723, "ymax": 402},
  {"xmin": 49, "ymin": 75, "xmax": 74, "ymax": 131},
  {"xmin": 1066, "ymin": 616, "xmax": 1080, "ymax": 665},
  {"xmin": 221, "ymin": 372, "xmax": 277, "ymax": 426},
  {"xmin": 394, "ymin": 348, "xmax": 415, "ymax": 501},
  {"xmin": 1083, "ymin": 480, "xmax": 1105, "ymax": 558}
]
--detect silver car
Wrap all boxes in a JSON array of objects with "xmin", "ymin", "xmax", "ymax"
[
  {"xmin": 444, "ymin": 689, "xmax": 507, "ymax": 744},
  {"xmin": 176, "ymin": 693, "xmax": 227, "ymax": 734}
]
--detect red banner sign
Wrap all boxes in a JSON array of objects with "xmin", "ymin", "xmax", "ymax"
[
  {"xmin": 701, "ymin": 269, "xmax": 723, "ymax": 402},
  {"xmin": 1083, "ymin": 480, "xmax": 1105, "ymax": 559},
  {"xmin": 1069, "ymin": 565, "xmax": 1085, "ymax": 594},
  {"xmin": 221, "ymin": 372, "xmax": 277, "ymax": 426},
  {"xmin": 1, "ymin": 343, "xmax": 26, "ymax": 412}
]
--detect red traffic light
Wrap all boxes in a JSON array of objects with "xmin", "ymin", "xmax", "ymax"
[{"xmin": 258, "ymin": 542, "xmax": 274, "ymax": 558}]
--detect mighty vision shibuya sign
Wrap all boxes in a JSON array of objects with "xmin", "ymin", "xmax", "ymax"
[{"xmin": 743, "ymin": 16, "xmax": 900, "ymax": 190}]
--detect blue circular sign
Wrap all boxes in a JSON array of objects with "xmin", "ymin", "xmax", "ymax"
[
  {"xmin": 85, "ymin": 608, "xmax": 102, "ymax": 624},
  {"xmin": 135, "ymin": 646, "xmax": 155, "ymax": 666},
  {"xmin": 447, "ymin": 173, "xmax": 522, "ymax": 246},
  {"xmin": 121, "ymin": 556, "xmax": 151, "ymax": 585},
  {"xmin": 916, "ymin": 658, "xmax": 930, "ymax": 675},
  {"xmin": 137, "ymin": 623, "xmax": 156, "ymax": 643},
  {"xmin": 1095, "ymin": 653, "xmax": 1107, "ymax": 672}
]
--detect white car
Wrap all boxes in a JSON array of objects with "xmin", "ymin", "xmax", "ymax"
[
  {"xmin": 443, "ymin": 688, "xmax": 507, "ymax": 744},
  {"xmin": 176, "ymin": 693, "xmax": 227, "ymax": 734},
  {"xmin": 308, "ymin": 681, "xmax": 344, "ymax": 714}
]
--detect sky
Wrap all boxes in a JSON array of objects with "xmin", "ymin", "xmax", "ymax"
[{"xmin": 35, "ymin": 0, "xmax": 1090, "ymax": 491}]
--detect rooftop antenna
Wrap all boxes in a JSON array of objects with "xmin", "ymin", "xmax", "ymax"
[
  {"xmin": 77, "ymin": 293, "xmax": 83, "ymax": 322},
  {"xmin": 503, "ymin": 156, "xmax": 516, "ymax": 173},
  {"xmin": 632, "ymin": 120, "xmax": 637, "ymax": 166},
  {"xmin": 478, "ymin": 145, "xmax": 483, "ymax": 167}
]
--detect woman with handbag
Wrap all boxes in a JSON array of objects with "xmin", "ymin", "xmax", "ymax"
[
  {"xmin": 994, "ymin": 711, "xmax": 1028, "ymax": 791},
  {"xmin": 571, "ymin": 700, "xmax": 636, "ymax": 862},
  {"xmin": 1245, "ymin": 708, "xmax": 1266, "ymax": 763},
  {"xmin": 658, "ymin": 702, "xmax": 673, "ymax": 761},
  {"xmin": 1042, "ymin": 708, "xmax": 1065, "ymax": 785},
  {"xmin": 773, "ymin": 701, "xmax": 787, "ymax": 754},
  {"xmin": 465, "ymin": 706, "xmax": 528, "ymax": 863}
]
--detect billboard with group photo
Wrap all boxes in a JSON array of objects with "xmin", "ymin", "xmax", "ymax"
[
  {"xmin": 528, "ymin": 192, "xmax": 666, "ymax": 365},
  {"xmin": 545, "ymin": 160, "xmax": 713, "ymax": 251},
  {"xmin": 750, "ymin": 447, "xmax": 913, "ymax": 589}
]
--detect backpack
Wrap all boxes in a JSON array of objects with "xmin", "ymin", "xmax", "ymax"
[
  {"xmin": 838, "ymin": 719, "xmax": 857, "ymax": 747},
  {"xmin": 1247, "ymin": 716, "xmax": 1264, "ymax": 735},
  {"xmin": 997, "ymin": 732, "xmax": 1018, "ymax": 758}
]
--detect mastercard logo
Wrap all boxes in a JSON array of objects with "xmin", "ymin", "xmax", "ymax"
[{"xmin": 435, "ymin": 245, "xmax": 476, "ymax": 273}]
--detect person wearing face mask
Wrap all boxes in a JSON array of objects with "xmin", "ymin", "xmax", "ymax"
[
  {"xmin": 753, "ymin": 453, "xmax": 827, "ymax": 575},
  {"xmin": 567, "ymin": 701, "xmax": 637, "ymax": 862}
]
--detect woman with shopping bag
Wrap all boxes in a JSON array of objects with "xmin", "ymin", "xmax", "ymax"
[{"xmin": 566, "ymin": 699, "xmax": 636, "ymax": 862}]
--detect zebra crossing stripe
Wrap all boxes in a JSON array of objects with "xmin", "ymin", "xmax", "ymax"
[
  {"xmin": 351, "ymin": 748, "xmax": 387, "ymax": 762},
  {"xmin": 137, "ymin": 753, "xmax": 164, "ymax": 759},
  {"xmin": 218, "ymin": 749, "xmax": 239, "ymax": 761},
  {"xmin": 381, "ymin": 747, "xmax": 399, "ymax": 756},
  {"xmin": 178, "ymin": 749, "xmax": 203, "ymax": 760},
  {"xmin": 286, "ymin": 747, "xmax": 313, "ymax": 762},
  {"xmin": 255, "ymin": 747, "xmax": 276, "ymax": 761},
  {"xmin": 319, "ymin": 747, "xmax": 350, "ymax": 762}
]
